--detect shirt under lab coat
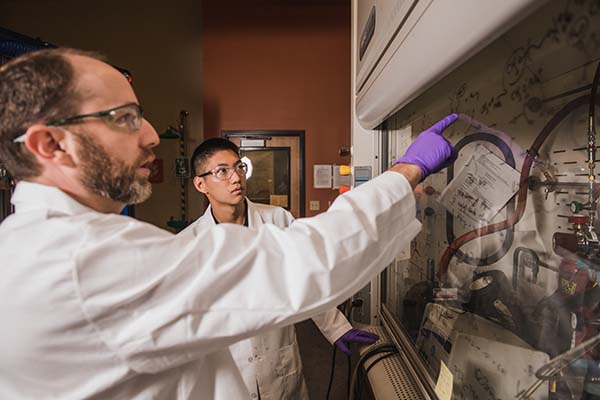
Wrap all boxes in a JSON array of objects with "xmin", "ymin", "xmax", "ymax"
[
  {"xmin": 0, "ymin": 171, "xmax": 421, "ymax": 399},
  {"xmin": 182, "ymin": 199, "xmax": 353, "ymax": 399}
]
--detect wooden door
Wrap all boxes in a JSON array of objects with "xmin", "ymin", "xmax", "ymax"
[{"xmin": 225, "ymin": 132, "xmax": 304, "ymax": 217}]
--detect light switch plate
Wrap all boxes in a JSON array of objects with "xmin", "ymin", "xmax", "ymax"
[{"xmin": 309, "ymin": 200, "xmax": 320, "ymax": 211}]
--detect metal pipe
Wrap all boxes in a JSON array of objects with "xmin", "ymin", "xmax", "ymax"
[
  {"xmin": 532, "ymin": 179, "xmax": 598, "ymax": 190},
  {"xmin": 588, "ymin": 62, "xmax": 600, "ymax": 233},
  {"xmin": 178, "ymin": 110, "xmax": 189, "ymax": 222}
]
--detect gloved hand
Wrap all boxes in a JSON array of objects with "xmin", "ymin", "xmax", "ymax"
[
  {"xmin": 394, "ymin": 113, "xmax": 458, "ymax": 181},
  {"xmin": 334, "ymin": 329, "xmax": 379, "ymax": 356}
]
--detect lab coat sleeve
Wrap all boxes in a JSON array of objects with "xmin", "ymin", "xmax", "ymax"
[
  {"xmin": 311, "ymin": 308, "xmax": 353, "ymax": 344},
  {"xmin": 73, "ymin": 171, "xmax": 421, "ymax": 374},
  {"xmin": 280, "ymin": 208, "xmax": 295, "ymax": 227},
  {"xmin": 279, "ymin": 207, "xmax": 353, "ymax": 343}
]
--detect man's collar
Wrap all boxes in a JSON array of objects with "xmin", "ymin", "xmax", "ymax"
[
  {"xmin": 11, "ymin": 181, "xmax": 95, "ymax": 216},
  {"xmin": 210, "ymin": 198, "xmax": 248, "ymax": 227}
]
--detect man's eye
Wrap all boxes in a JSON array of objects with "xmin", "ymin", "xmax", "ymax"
[
  {"xmin": 113, "ymin": 112, "xmax": 136, "ymax": 126},
  {"xmin": 215, "ymin": 167, "xmax": 230, "ymax": 175}
]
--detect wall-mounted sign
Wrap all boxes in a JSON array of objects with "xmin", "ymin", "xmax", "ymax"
[
  {"xmin": 353, "ymin": 166, "xmax": 372, "ymax": 187},
  {"xmin": 333, "ymin": 165, "xmax": 352, "ymax": 189},
  {"xmin": 149, "ymin": 159, "xmax": 164, "ymax": 183},
  {"xmin": 241, "ymin": 139, "xmax": 265, "ymax": 148},
  {"xmin": 175, "ymin": 157, "xmax": 191, "ymax": 178},
  {"xmin": 313, "ymin": 164, "xmax": 332, "ymax": 189}
]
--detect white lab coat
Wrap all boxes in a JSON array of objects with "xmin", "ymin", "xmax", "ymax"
[
  {"xmin": 0, "ymin": 172, "xmax": 421, "ymax": 399},
  {"xmin": 182, "ymin": 199, "xmax": 353, "ymax": 399}
]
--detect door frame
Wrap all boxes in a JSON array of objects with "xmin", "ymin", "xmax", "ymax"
[{"xmin": 222, "ymin": 130, "xmax": 305, "ymax": 217}]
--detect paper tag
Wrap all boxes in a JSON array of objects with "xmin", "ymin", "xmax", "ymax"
[
  {"xmin": 438, "ymin": 144, "xmax": 520, "ymax": 229},
  {"xmin": 435, "ymin": 361, "xmax": 453, "ymax": 400}
]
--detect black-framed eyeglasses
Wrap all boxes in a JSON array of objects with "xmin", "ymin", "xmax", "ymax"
[
  {"xmin": 197, "ymin": 162, "xmax": 248, "ymax": 181},
  {"xmin": 13, "ymin": 103, "xmax": 143, "ymax": 143}
]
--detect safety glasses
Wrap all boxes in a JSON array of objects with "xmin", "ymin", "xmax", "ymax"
[
  {"xmin": 13, "ymin": 103, "xmax": 143, "ymax": 143},
  {"xmin": 197, "ymin": 162, "xmax": 248, "ymax": 181}
]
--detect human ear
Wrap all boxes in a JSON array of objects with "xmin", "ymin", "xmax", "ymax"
[
  {"xmin": 23, "ymin": 125, "xmax": 74, "ymax": 167},
  {"xmin": 193, "ymin": 176, "xmax": 208, "ymax": 194}
]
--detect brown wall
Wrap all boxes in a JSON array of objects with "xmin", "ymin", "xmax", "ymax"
[
  {"xmin": 1, "ymin": 0, "xmax": 351, "ymax": 223},
  {"xmin": 0, "ymin": 0, "xmax": 204, "ymax": 229},
  {"xmin": 202, "ymin": 0, "xmax": 351, "ymax": 216}
]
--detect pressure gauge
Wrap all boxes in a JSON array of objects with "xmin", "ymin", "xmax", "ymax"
[{"xmin": 571, "ymin": 201, "xmax": 585, "ymax": 214}]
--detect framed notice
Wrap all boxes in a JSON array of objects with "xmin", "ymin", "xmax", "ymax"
[{"xmin": 313, "ymin": 164, "xmax": 332, "ymax": 189}]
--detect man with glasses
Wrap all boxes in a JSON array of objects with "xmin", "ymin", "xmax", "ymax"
[
  {"xmin": 183, "ymin": 137, "xmax": 379, "ymax": 399},
  {"xmin": 0, "ymin": 47, "xmax": 457, "ymax": 399}
]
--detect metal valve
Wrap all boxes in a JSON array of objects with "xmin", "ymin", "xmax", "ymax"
[{"xmin": 571, "ymin": 201, "xmax": 586, "ymax": 214}]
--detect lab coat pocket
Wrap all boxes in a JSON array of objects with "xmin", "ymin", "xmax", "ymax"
[
  {"xmin": 278, "ymin": 333, "xmax": 309, "ymax": 400},
  {"xmin": 277, "ymin": 332, "xmax": 302, "ymax": 377}
]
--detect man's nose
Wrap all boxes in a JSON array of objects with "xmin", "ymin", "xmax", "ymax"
[
  {"xmin": 140, "ymin": 118, "xmax": 159, "ymax": 149},
  {"xmin": 230, "ymin": 168, "xmax": 242, "ymax": 182}
]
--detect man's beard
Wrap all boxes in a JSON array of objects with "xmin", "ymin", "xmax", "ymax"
[{"xmin": 74, "ymin": 133, "xmax": 153, "ymax": 204}]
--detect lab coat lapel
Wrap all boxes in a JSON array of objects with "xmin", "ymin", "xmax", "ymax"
[{"xmin": 245, "ymin": 199, "xmax": 264, "ymax": 229}]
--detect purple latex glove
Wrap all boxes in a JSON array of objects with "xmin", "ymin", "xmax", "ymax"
[
  {"xmin": 394, "ymin": 113, "xmax": 458, "ymax": 181},
  {"xmin": 334, "ymin": 329, "xmax": 379, "ymax": 356}
]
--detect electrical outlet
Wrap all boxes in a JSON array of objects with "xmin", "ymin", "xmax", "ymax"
[{"xmin": 309, "ymin": 200, "xmax": 320, "ymax": 211}]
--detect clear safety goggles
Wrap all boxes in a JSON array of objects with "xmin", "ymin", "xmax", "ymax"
[
  {"xmin": 197, "ymin": 162, "xmax": 248, "ymax": 181},
  {"xmin": 13, "ymin": 103, "xmax": 143, "ymax": 143}
]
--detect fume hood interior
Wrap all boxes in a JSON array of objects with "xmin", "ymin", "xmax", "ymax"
[{"xmin": 353, "ymin": 0, "xmax": 600, "ymax": 399}]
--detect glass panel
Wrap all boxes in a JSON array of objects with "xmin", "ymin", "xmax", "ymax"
[
  {"xmin": 381, "ymin": 1, "xmax": 600, "ymax": 398},
  {"xmin": 241, "ymin": 148, "xmax": 291, "ymax": 209}
]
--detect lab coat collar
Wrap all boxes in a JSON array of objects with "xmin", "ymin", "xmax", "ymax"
[
  {"xmin": 205, "ymin": 198, "xmax": 263, "ymax": 228},
  {"xmin": 209, "ymin": 198, "xmax": 249, "ymax": 227},
  {"xmin": 246, "ymin": 199, "xmax": 264, "ymax": 228},
  {"xmin": 11, "ymin": 181, "xmax": 95, "ymax": 216}
]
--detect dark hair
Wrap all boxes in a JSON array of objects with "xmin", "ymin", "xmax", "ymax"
[
  {"xmin": 0, "ymin": 48, "xmax": 101, "ymax": 179},
  {"xmin": 191, "ymin": 137, "xmax": 240, "ymax": 175}
]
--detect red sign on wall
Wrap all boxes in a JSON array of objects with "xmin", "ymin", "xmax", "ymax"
[{"xmin": 149, "ymin": 159, "xmax": 164, "ymax": 183}]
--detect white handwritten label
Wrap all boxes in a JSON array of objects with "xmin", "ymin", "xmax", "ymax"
[{"xmin": 438, "ymin": 145, "xmax": 520, "ymax": 229}]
